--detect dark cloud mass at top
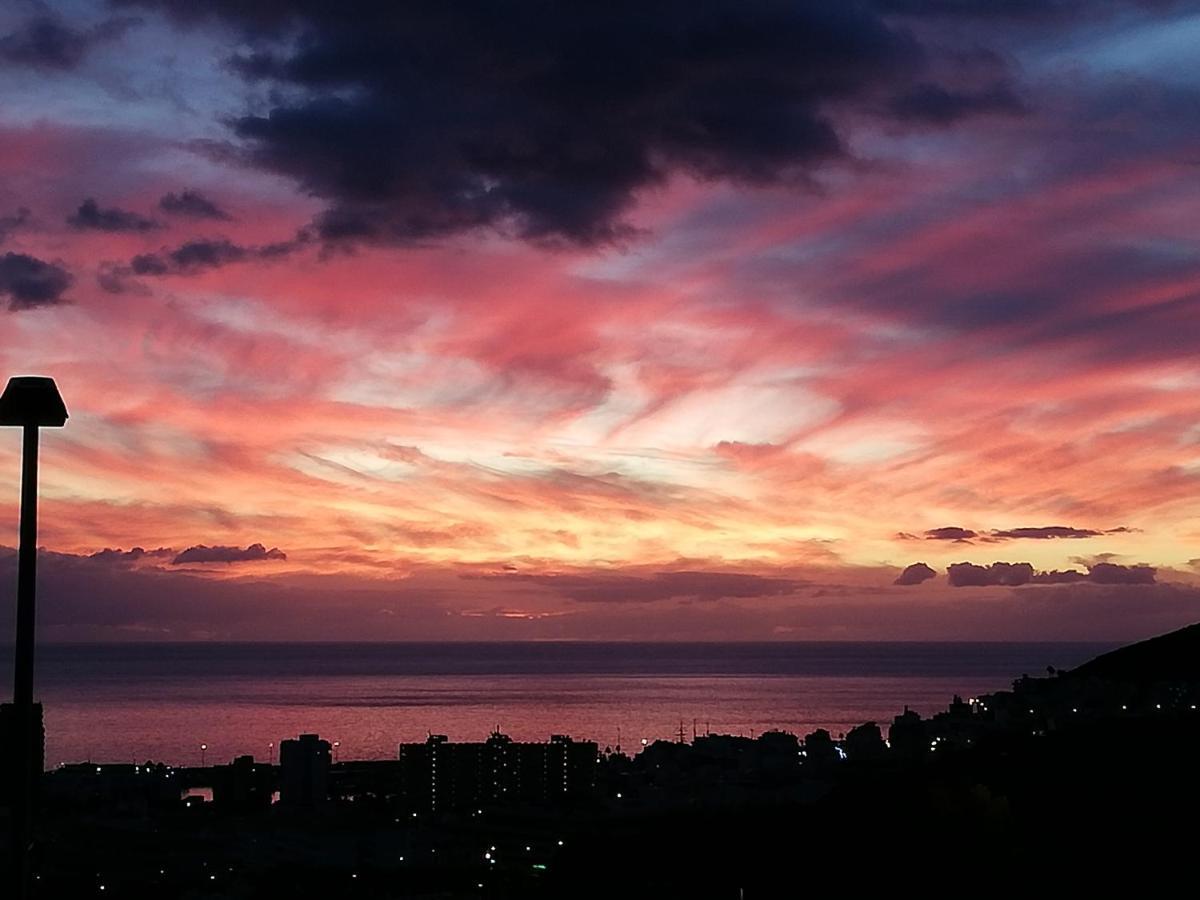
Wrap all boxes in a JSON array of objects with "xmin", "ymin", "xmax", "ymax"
[{"xmin": 112, "ymin": 0, "xmax": 1042, "ymax": 247}]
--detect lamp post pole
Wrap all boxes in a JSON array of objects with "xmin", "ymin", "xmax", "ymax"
[
  {"xmin": 14, "ymin": 424, "xmax": 38, "ymax": 708},
  {"xmin": 1, "ymin": 376, "xmax": 68, "ymax": 900},
  {"xmin": 10, "ymin": 426, "xmax": 38, "ymax": 899}
]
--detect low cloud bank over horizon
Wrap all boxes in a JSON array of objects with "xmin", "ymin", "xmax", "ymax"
[
  {"xmin": 172, "ymin": 543, "xmax": 288, "ymax": 565},
  {"xmin": 0, "ymin": 545, "xmax": 1193, "ymax": 643},
  {"xmin": 893, "ymin": 560, "xmax": 1160, "ymax": 588}
]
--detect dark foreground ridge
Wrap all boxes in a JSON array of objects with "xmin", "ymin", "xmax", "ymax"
[
  {"xmin": 3, "ymin": 625, "xmax": 1200, "ymax": 898},
  {"xmin": 1066, "ymin": 620, "xmax": 1200, "ymax": 682}
]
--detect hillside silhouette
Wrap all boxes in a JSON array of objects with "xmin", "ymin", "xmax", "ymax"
[{"xmin": 1067, "ymin": 621, "xmax": 1200, "ymax": 682}]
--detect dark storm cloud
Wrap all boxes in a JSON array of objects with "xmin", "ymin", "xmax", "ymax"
[
  {"xmin": 887, "ymin": 81, "xmax": 1026, "ymax": 124},
  {"xmin": 924, "ymin": 527, "xmax": 978, "ymax": 541},
  {"xmin": 0, "ymin": 13, "xmax": 137, "ymax": 70},
  {"xmin": 947, "ymin": 561, "xmax": 1034, "ymax": 586},
  {"xmin": 158, "ymin": 190, "xmax": 230, "ymax": 220},
  {"xmin": 1088, "ymin": 562, "xmax": 1157, "ymax": 585},
  {"xmin": 470, "ymin": 569, "xmax": 805, "ymax": 604},
  {"xmin": 991, "ymin": 526, "xmax": 1104, "ymax": 540},
  {"xmin": 894, "ymin": 562, "xmax": 937, "ymax": 585},
  {"xmin": 947, "ymin": 561, "xmax": 1157, "ymax": 587},
  {"xmin": 131, "ymin": 238, "xmax": 246, "ymax": 274},
  {"xmin": 916, "ymin": 525, "xmax": 1128, "ymax": 542},
  {"xmin": 0, "ymin": 207, "xmax": 31, "ymax": 243},
  {"xmin": 128, "ymin": 233, "xmax": 309, "ymax": 277},
  {"xmin": 172, "ymin": 543, "xmax": 287, "ymax": 564},
  {"xmin": 0, "ymin": 252, "xmax": 72, "ymax": 309},
  {"xmin": 117, "ymin": 0, "xmax": 1012, "ymax": 246},
  {"xmin": 87, "ymin": 546, "xmax": 174, "ymax": 565},
  {"xmin": 68, "ymin": 197, "xmax": 158, "ymax": 232}
]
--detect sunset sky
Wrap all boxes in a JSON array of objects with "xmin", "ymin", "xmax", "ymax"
[{"xmin": 2, "ymin": 1, "xmax": 1199, "ymax": 641}]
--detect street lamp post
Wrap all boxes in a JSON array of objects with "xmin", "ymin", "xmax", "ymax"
[{"xmin": 1, "ymin": 376, "xmax": 68, "ymax": 900}]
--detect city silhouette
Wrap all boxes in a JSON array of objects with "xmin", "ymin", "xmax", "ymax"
[{"xmin": 3, "ymin": 625, "xmax": 1199, "ymax": 896}]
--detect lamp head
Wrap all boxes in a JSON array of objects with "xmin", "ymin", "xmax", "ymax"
[{"xmin": 0, "ymin": 376, "xmax": 68, "ymax": 427}]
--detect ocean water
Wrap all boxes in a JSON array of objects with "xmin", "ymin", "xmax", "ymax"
[{"xmin": 6, "ymin": 642, "xmax": 1111, "ymax": 767}]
